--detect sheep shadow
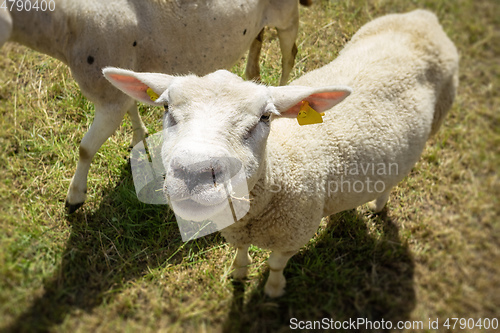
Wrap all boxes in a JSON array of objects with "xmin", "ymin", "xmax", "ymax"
[
  {"xmin": 223, "ymin": 209, "xmax": 416, "ymax": 333},
  {"xmin": 4, "ymin": 157, "xmax": 415, "ymax": 332},
  {"xmin": 4, "ymin": 162, "xmax": 221, "ymax": 333}
]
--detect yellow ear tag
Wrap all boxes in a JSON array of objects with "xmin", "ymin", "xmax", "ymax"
[
  {"xmin": 146, "ymin": 88, "xmax": 159, "ymax": 101},
  {"xmin": 297, "ymin": 101, "xmax": 325, "ymax": 126}
]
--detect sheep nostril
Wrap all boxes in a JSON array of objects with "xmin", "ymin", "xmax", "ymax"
[
  {"xmin": 169, "ymin": 156, "xmax": 242, "ymax": 194},
  {"xmin": 211, "ymin": 168, "xmax": 217, "ymax": 187}
]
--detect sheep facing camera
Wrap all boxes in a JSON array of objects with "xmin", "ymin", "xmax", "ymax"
[{"xmin": 130, "ymin": 132, "xmax": 250, "ymax": 241}]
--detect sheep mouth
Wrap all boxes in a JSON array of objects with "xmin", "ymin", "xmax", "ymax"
[
  {"xmin": 166, "ymin": 179, "xmax": 248, "ymax": 222},
  {"xmin": 169, "ymin": 196, "xmax": 230, "ymax": 222},
  {"xmin": 166, "ymin": 180, "xmax": 232, "ymax": 204}
]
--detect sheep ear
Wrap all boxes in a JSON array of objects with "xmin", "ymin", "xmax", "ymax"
[
  {"xmin": 269, "ymin": 85, "xmax": 352, "ymax": 118},
  {"xmin": 103, "ymin": 67, "xmax": 175, "ymax": 106}
]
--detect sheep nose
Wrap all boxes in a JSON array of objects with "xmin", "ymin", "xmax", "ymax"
[{"xmin": 170, "ymin": 156, "xmax": 242, "ymax": 192}]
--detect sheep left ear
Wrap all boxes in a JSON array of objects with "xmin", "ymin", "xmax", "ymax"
[
  {"xmin": 103, "ymin": 67, "xmax": 175, "ymax": 106},
  {"xmin": 269, "ymin": 85, "xmax": 352, "ymax": 118}
]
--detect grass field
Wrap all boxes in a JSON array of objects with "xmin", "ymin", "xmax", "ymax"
[{"xmin": 0, "ymin": 0, "xmax": 499, "ymax": 332}]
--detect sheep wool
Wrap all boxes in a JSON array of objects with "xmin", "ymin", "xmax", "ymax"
[{"xmin": 103, "ymin": 9, "xmax": 459, "ymax": 298}]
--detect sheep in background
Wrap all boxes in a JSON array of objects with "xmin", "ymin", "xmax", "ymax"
[
  {"xmin": 1, "ymin": 0, "xmax": 310, "ymax": 213},
  {"xmin": 104, "ymin": 9, "xmax": 459, "ymax": 297},
  {"xmin": 0, "ymin": 7, "xmax": 12, "ymax": 46}
]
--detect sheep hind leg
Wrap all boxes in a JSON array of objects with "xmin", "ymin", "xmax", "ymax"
[
  {"xmin": 277, "ymin": 18, "xmax": 299, "ymax": 85},
  {"xmin": 367, "ymin": 189, "xmax": 391, "ymax": 213},
  {"xmin": 264, "ymin": 250, "xmax": 296, "ymax": 298},
  {"xmin": 65, "ymin": 102, "xmax": 131, "ymax": 213},
  {"xmin": 245, "ymin": 29, "xmax": 265, "ymax": 82},
  {"xmin": 231, "ymin": 244, "xmax": 252, "ymax": 280},
  {"xmin": 127, "ymin": 103, "xmax": 148, "ymax": 148}
]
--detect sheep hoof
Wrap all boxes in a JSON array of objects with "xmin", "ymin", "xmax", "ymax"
[
  {"xmin": 65, "ymin": 200, "xmax": 84, "ymax": 214},
  {"xmin": 367, "ymin": 200, "xmax": 383, "ymax": 212},
  {"xmin": 367, "ymin": 191, "xmax": 390, "ymax": 213},
  {"xmin": 264, "ymin": 283, "xmax": 286, "ymax": 298},
  {"xmin": 264, "ymin": 277, "xmax": 286, "ymax": 298}
]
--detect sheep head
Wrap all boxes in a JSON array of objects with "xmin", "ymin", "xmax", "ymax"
[{"xmin": 103, "ymin": 67, "xmax": 351, "ymax": 227}]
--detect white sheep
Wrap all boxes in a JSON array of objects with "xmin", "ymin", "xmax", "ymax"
[
  {"xmin": 103, "ymin": 9, "xmax": 459, "ymax": 297},
  {"xmin": 1, "ymin": 0, "xmax": 309, "ymax": 212}
]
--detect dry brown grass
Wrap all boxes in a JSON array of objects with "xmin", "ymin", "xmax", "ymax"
[{"xmin": 1, "ymin": 0, "xmax": 499, "ymax": 332}]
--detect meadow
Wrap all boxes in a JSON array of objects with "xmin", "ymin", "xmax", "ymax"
[{"xmin": 0, "ymin": 0, "xmax": 498, "ymax": 332}]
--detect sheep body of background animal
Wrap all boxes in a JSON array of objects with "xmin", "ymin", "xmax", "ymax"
[
  {"xmin": 0, "ymin": 0, "xmax": 308, "ymax": 212},
  {"xmin": 0, "ymin": 7, "xmax": 12, "ymax": 45},
  {"xmin": 104, "ymin": 9, "xmax": 458, "ymax": 297}
]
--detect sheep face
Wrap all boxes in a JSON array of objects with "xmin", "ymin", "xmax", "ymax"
[{"xmin": 159, "ymin": 71, "xmax": 275, "ymax": 221}]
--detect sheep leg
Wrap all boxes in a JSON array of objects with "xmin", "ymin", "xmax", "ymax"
[
  {"xmin": 264, "ymin": 250, "xmax": 296, "ymax": 298},
  {"xmin": 127, "ymin": 103, "xmax": 148, "ymax": 147},
  {"xmin": 231, "ymin": 244, "xmax": 252, "ymax": 279},
  {"xmin": 65, "ymin": 103, "xmax": 130, "ymax": 213},
  {"xmin": 277, "ymin": 23, "xmax": 298, "ymax": 85},
  {"xmin": 367, "ymin": 189, "xmax": 391, "ymax": 213},
  {"xmin": 245, "ymin": 29, "xmax": 265, "ymax": 82}
]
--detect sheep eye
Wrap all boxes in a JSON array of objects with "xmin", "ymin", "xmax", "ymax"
[
  {"xmin": 260, "ymin": 113, "xmax": 271, "ymax": 122},
  {"xmin": 164, "ymin": 104, "xmax": 169, "ymax": 114}
]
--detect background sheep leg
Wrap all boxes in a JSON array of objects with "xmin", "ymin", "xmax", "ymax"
[
  {"xmin": 277, "ymin": 22, "xmax": 298, "ymax": 85},
  {"xmin": 65, "ymin": 102, "xmax": 132, "ymax": 213},
  {"xmin": 264, "ymin": 250, "xmax": 297, "ymax": 298},
  {"xmin": 231, "ymin": 245, "xmax": 252, "ymax": 279},
  {"xmin": 126, "ymin": 103, "xmax": 148, "ymax": 147},
  {"xmin": 245, "ymin": 29, "xmax": 265, "ymax": 82}
]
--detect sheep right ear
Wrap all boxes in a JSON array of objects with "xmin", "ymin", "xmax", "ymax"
[
  {"xmin": 269, "ymin": 85, "xmax": 352, "ymax": 118},
  {"xmin": 103, "ymin": 67, "xmax": 175, "ymax": 106}
]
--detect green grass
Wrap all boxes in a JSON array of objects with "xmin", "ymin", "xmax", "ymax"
[{"xmin": 1, "ymin": 0, "xmax": 499, "ymax": 332}]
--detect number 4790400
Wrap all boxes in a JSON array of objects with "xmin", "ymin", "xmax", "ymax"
[
  {"xmin": 443, "ymin": 318, "xmax": 498, "ymax": 330},
  {"xmin": 1, "ymin": 0, "xmax": 56, "ymax": 12}
]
